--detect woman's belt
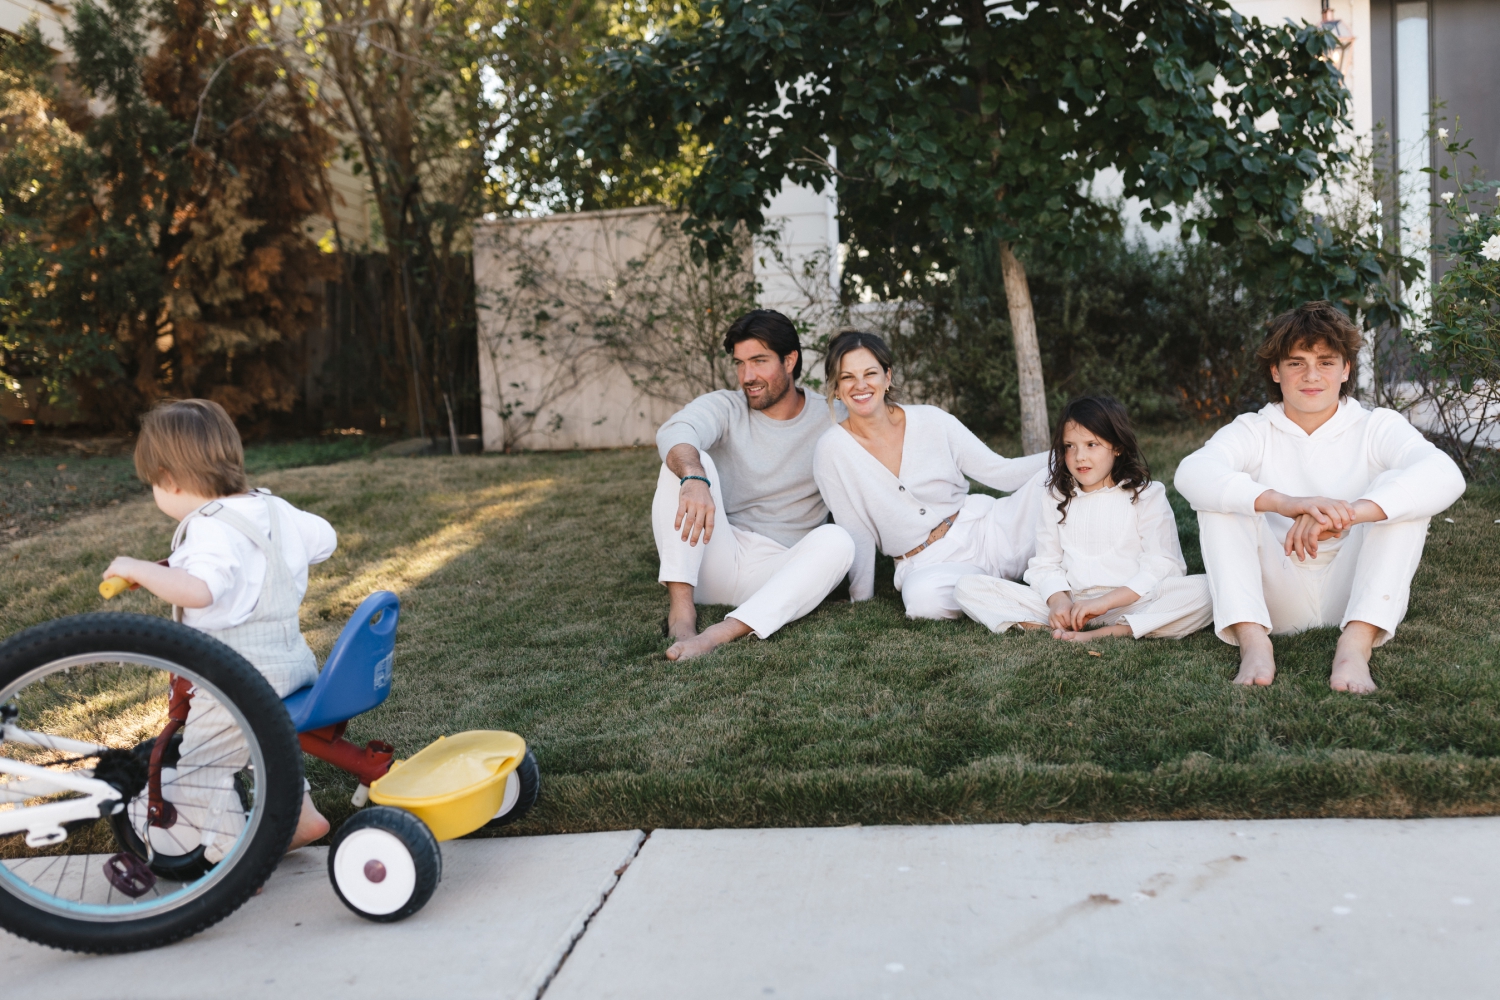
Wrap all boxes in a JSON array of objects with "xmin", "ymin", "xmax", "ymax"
[{"xmin": 894, "ymin": 512, "xmax": 959, "ymax": 561}]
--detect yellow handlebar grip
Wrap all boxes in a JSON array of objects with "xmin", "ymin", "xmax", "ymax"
[{"xmin": 99, "ymin": 577, "xmax": 132, "ymax": 600}]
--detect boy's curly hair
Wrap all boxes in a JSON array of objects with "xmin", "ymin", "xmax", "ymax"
[
  {"xmin": 1256, "ymin": 301, "xmax": 1363, "ymax": 402},
  {"xmin": 135, "ymin": 399, "xmax": 248, "ymax": 498}
]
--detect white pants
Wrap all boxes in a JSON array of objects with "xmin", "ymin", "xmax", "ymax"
[
  {"xmin": 892, "ymin": 472, "xmax": 1050, "ymax": 620},
  {"xmin": 954, "ymin": 576, "xmax": 1214, "ymax": 639},
  {"xmin": 1198, "ymin": 511, "xmax": 1430, "ymax": 647},
  {"xmin": 653, "ymin": 455, "xmax": 855, "ymax": 638}
]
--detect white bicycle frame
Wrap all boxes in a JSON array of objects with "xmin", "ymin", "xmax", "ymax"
[{"xmin": 0, "ymin": 723, "xmax": 122, "ymax": 848}]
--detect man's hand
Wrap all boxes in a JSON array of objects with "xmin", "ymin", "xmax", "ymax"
[
  {"xmin": 675, "ymin": 479, "xmax": 715, "ymax": 546},
  {"xmin": 1046, "ymin": 592, "xmax": 1074, "ymax": 632}
]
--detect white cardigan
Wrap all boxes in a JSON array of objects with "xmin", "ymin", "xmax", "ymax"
[
  {"xmin": 1025, "ymin": 480, "xmax": 1186, "ymax": 601},
  {"xmin": 813, "ymin": 405, "xmax": 1048, "ymax": 601},
  {"xmin": 1173, "ymin": 399, "xmax": 1465, "ymax": 539}
]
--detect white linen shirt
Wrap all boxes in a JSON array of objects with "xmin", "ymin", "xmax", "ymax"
[
  {"xmin": 1173, "ymin": 398, "xmax": 1465, "ymax": 553},
  {"xmin": 1025, "ymin": 480, "xmax": 1186, "ymax": 601},
  {"xmin": 169, "ymin": 493, "xmax": 337, "ymax": 630},
  {"xmin": 813, "ymin": 404, "xmax": 1048, "ymax": 601}
]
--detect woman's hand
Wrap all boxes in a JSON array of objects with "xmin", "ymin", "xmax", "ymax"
[{"xmin": 1046, "ymin": 592, "xmax": 1074, "ymax": 631}]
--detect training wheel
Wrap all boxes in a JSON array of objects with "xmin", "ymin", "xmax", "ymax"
[{"xmin": 328, "ymin": 806, "xmax": 441, "ymax": 922}]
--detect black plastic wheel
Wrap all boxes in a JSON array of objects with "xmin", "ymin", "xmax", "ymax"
[
  {"xmin": 328, "ymin": 806, "xmax": 441, "ymax": 922},
  {"xmin": 0, "ymin": 613, "xmax": 302, "ymax": 954},
  {"xmin": 474, "ymin": 749, "xmax": 540, "ymax": 832}
]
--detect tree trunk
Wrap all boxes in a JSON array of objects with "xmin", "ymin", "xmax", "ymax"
[{"xmin": 999, "ymin": 240, "xmax": 1050, "ymax": 455}]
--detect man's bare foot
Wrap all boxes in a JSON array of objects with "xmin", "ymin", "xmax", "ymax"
[
  {"xmin": 664, "ymin": 582, "xmax": 699, "ymax": 641},
  {"xmin": 1231, "ymin": 622, "xmax": 1276, "ymax": 686},
  {"xmin": 1052, "ymin": 623, "xmax": 1132, "ymax": 642},
  {"xmin": 1016, "ymin": 621, "xmax": 1047, "ymax": 631},
  {"xmin": 1330, "ymin": 621, "xmax": 1379, "ymax": 693},
  {"xmin": 287, "ymin": 792, "xmax": 330, "ymax": 852},
  {"xmin": 665, "ymin": 618, "xmax": 753, "ymax": 660}
]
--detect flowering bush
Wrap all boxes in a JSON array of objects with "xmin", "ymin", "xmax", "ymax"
[{"xmin": 1412, "ymin": 128, "xmax": 1500, "ymax": 478}]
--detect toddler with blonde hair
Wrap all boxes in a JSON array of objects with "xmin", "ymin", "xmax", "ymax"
[{"xmin": 105, "ymin": 399, "xmax": 334, "ymax": 855}]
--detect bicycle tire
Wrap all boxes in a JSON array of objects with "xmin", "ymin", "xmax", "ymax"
[{"xmin": 0, "ymin": 613, "xmax": 302, "ymax": 953}]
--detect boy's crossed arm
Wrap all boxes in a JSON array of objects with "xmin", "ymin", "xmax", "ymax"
[{"xmin": 104, "ymin": 557, "xmax": 213, "ymax": 609}]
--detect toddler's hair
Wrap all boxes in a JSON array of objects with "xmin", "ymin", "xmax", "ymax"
[
  {"xmin": 135, "ymin": 399, "xmax": 249, "ymax": 498},
  {"xmin": 1047, "ymin": 395, "xmax": 1150, "ymax": 522}
]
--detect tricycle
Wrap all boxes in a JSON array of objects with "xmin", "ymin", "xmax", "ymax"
[{"xmin": 0, "ymin": 589, "xmax": 538, "ymax": 953}]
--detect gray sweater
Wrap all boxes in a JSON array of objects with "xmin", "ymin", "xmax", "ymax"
[{"xmin": 656, "ymin": 388, "xmax": 834, "ymax": 548}]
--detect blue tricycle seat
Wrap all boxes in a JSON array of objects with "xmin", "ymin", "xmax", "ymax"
[{"xmin": 283, "ymin": 591, "xmax": 399, "ymax": 733}]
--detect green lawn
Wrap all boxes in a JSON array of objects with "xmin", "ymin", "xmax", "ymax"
[{"xmin": 2, "ymin": 431, "xmax": 1498, "ymax": 836}]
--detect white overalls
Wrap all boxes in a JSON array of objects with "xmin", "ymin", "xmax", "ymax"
[{"xmin": 138, "ymin": 492, "xmax": 319, "ymax": 863}]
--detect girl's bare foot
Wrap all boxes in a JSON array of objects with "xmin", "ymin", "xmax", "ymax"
[
  {"xmin": 1231, "ymin": 623, "xmax": 1276, "ymax": 686},
  {"xmin": 665, "ymin": 618, "xmax": 753, "ymax": 660},
  {"xmin": 287, "ymin": 792, "xmax": 330, "ymax": 852},
  {"xmin": 1051, "ymin": 623, "xmax": 1131, "ymax": 642},
  {"xmin": 1330, "ymin": 621, "xmax": 1379, "ymax": 693}
]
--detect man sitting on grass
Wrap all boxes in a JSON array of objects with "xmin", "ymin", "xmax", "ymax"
[
  {"xmin": 654, "ymin": 309, "xmax": 855, "ymax": 660},
  {"xmin": 1174, "ymin": 301, "xmax": 1465, "ymax": 693}
]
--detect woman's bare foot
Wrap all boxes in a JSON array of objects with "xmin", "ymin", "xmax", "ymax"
[
  {"xmin": 1231, "ymin": 623, "xmax": 1276, "ymax": 686},
  {"xmin": 1330, "ymin": 621, "xmax": 1379, "ymax": 693},
  {"xmin": 287, "ymin": 792, "xmax": 330, "ymax": 852},
  {"xmin": 1051, "ymin": 623, "xmax": 1131, "ymax": 642},
  {"xmin": 665, "ymin": 618, "xmax": 753, "ymax": 660}
]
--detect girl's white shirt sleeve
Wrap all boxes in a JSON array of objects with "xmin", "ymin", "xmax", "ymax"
[
  {"xmin": 169, "ymin": 495, "xmax": 336, "ymax": 630},
  {"xmin": 1124, "ymin": 483, "xmax": 1188, "ymax": 601},
  {"xmin": 1024, "ymin": 493, "xmax": 1070, "ymax": 600}
]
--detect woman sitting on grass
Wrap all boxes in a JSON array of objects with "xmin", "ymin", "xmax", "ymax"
[
  {"xmin": 954, "ymin": 396, "xmax": 1213, "ymax": 642},
  {"xmin": 812, "ymin": 331, "xmax": 1049, "ymax": 619}
]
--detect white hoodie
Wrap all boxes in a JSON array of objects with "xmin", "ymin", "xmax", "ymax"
[{"xmin": 1173, "ymin": 398, "xmax": 1465, "ymax": 548}]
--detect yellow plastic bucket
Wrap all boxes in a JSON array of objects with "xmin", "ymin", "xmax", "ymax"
[{"xmin": 368, "ymin": 730, "xmax": 526, "ymax": 841}]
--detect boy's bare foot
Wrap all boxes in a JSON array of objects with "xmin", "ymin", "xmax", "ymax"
[
  {"xmin": 1330, "ymin": 621, "xmax": 1379, "ymax": 694},
  {"xmin": 664, "ymin": 582, "xmax": 699, "ymax": 641},
  {"xmin": 665, "ymin": 618, "xmax": 753, "ymax": 660},
  {"xmin": 1231, "ymin": 623, "xmax": 1276, "ymax": 686},
  {"xmin": 1052, "ymin": 623, "xmax": 1132, "ymax": 642},
  {"xmin": 287, "ymin": 792, "xmax": 330, "ymax": 852}
]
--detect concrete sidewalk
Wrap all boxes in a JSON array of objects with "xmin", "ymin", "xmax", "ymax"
[{"xmin": 4, "ymin": 818, "xmax": 1497, "ymax": 999}]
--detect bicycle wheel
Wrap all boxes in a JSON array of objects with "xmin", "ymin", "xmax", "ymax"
[{"xmin": 0, "ymin": 613, "xmax": 302, "ymax": 953}]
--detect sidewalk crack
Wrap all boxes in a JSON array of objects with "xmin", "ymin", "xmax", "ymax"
[{"xmin": 532, "ymin": 829, "xmax": 651, "ymax": 999}]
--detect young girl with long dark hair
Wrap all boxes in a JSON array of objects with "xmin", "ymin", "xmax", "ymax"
[{"xmin": 954, "ymin": 396, "xmax": 1212, "ymax": 641}]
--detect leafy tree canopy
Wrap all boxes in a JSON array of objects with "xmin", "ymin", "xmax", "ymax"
[{"xmin": 573, "ymin": 0, "xmax": 1372, "ymax": 305}]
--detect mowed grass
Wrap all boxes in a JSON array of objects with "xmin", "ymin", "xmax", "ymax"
[{"xmin": 2, "ymin": 429, "xmax": 1498, "ymax": 837}]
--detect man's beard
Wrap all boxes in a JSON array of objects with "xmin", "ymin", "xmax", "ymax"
[{"xmin": 743, "ymin": 370, "xmax": 792, "ymax": 411}]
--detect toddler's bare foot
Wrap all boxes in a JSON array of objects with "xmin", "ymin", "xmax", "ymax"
[
  {"xmin": 1330, "ymin": 621, "xmax": 1379, "ymax": 694},
  {"xmin": 1231, "ymin": 623, "xmax": 1276, "ymax": 686},
  {"xmin": 665, "ymin": 618, "xmax": 753, "ymax": 661},
  {"xmin": 1051, "ymin": 623, "xmax": 1132, "ymax": 642},
  {"xmin": 287, "ymin": 793, "xmax": 330, "ymax": 852}
]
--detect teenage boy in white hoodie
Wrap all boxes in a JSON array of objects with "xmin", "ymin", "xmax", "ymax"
[{"xmin": 1174, "ymin": 302, "xmax": 1465, "ymax": 693}]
